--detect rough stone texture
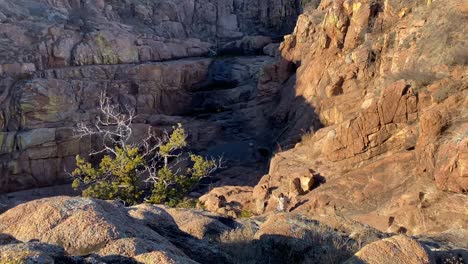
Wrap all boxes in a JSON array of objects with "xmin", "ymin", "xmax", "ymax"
[
  {"xmin": 0, "ymin": 197, "xmax": 182, "ymax": 257},
  {"xmin": 0, "ymin": 241, "xmax": 66, "ymax": 264},
  {"xmin": 432, "ymin": 125, "xmax": 468, "ymax": 193},
  {"xmin": 131, "ymin": 204, "xmax": 231, "ymax": 240},
  {"xmin": 0, "ymin": 0, "xmax": 300, "ymax": 68},
  {"xmin": 203, "ymin": 0, "xmax": 468, "ymax": 238},
  {"xmin": 134, "ymin": 251, "xmax": 199, "ymax": 264},
  {"xmin": 198, "ymin": 186, "xmax": 255, "ymax": 217},
  {"xmin": 0, "ymin": 54, "xmax": 280, "ymax": 192},
  {"xmin": 252, "ymin": 159, "xmax": 319, "ymax": 214},
  {"xmin": 0, "ymin": 196, "xmax": 236, "ymax": 263},
  {"xmin": 0, "ymin": 0, "xmax": 301, "ymax": 193},
  {"xmin": 239, "ymin": 212, "xmax": 384, "ymax": 264},
  {"xmin": 220, "ymin": 36, "xmax": 273, "ymax": 55},
  {"xmin": 345, "ymin": 235, "xmax": 433, "ymax": 264},
  {"xmin": 0, "ymin": 0, "xmax": 467, "ymax": 258},
  {"xmin": 1, "ymin": 196, "xmax": 466, "ymax": 263}
]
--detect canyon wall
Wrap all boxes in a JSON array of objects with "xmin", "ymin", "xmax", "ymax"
[
  {"xmin": 1, "ymin": 0, "xmax": 467, "ymax": 239},
  {"xmin": 0, "ymin": 0, "xmax": 302, "ymax": 193},
  {"xmin": 201, "ymin": 0, "xmax": 468, "ymax": 236}
]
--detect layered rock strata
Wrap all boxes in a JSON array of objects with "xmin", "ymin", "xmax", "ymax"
[
  {"xmin": 200, "ymin": 0, "xmax": 468, "ymax": 236},
  {"xmin": 0, "ymin": 0, "xmax": 302, "ymax": 192}
]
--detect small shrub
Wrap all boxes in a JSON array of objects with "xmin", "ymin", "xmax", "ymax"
[
  {"xmin": 72, "ymin": 146, "xmax": 144, "ymax": 205},
  {"xmin": 176, "ymin": 198, "xmax": 198, "ymax": 209},
  {"xmin": 219, "ymin": 223, "xmax": 259, "ymax": 264},
  {"xmin": 147, "ymin": 153, "xmax": 217, "ymax": 206},
  {"xmin": 219, "ymin": 217, "xmax": 366, "ymax": 264},
  {"xmin": 239, "ymin": 210, "xmax": 254, "ymax": 218},
  {"xmin": 300, "ymin": 129, "xmax": 315, "ymax": 144},
  {"xmin": 432, "ymin": 84, "xmax": 458, "ymax": 103},
  {"xmin": 388, "ymin": 69, "xmax": 440, "ymax": 87},
  {"xmin": 71, "ymin": 92, "xmax": 221, "ymax": 207}
]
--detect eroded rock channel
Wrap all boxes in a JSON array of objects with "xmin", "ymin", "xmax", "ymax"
[
  {"xmin": 0, "ymin": 0, "xmax": 467, "ymax": 262},
  {"xmin": 0, "ymin": 0, "xmax": 303, "ymax": 193}
]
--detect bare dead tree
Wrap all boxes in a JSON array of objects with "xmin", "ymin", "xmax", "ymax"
[
  {"xmin": 77, "ymin": 92, "xmax": 137, "ymax": 154},
  {"xmin": 72, "ymin": 91, "xmax": 223, "ymax": 204}
]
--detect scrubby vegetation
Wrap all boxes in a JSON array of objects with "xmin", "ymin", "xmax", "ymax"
[
  {"xmin": 71, "ymin": 92, "xmax": 221, "ymax": 206},
  {"xmin": 72, "ymin": 146, "xmax": 144, "ymax": 205},
  {"xmin": 219, "ymin": 219, "xmax": 365, "ymax": 264}
]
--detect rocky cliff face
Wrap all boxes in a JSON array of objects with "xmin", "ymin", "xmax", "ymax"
[
  {"xmin": 0, "ymin": 0, "xmax": 467, "ymax": 252},
  {"xmin": 200, "ymin": 0, "xmax": 468, "ymax": 237},
  {"xmin": 0, "ymin": 0, "xmax": 301, "ymax": 192}
]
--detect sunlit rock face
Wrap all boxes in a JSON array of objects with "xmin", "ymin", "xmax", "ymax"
[
  {"xmin": 200, "ymin": 0, "xmax": 468, "ymax": 236},
  {"xmin": 1, "ymin": 196, "xmax": 465, "ymax": 263},
  {"xmin": 1, "ymin": 0, "xmax": 467, "ymax": 250}
]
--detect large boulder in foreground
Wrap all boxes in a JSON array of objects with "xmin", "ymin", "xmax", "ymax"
[
  {"xmin": 0, "ymin": 196, "xmax": 180, "ymax": 256},
  {"xmin": 345, "ymin": 235, "xmax": 434, "ymax": 264},
  {"xmin": 0, "ymin": 196, "xmax": 211, "ymax": 263},
  {"xmin": 1, "ymin": 196, "xmax": 466, "ymax": 264}
]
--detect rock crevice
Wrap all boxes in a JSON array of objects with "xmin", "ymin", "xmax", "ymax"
[{"xmin": 0, "ymin": 0, "xmax": 303, "ymax": 193}]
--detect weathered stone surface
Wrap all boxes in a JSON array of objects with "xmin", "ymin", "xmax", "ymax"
[
  {"xmin": 0, "ymin": 197, "xmax": 179, "ymax": 256},
  {"xmin": 0, "ymin": 196, "xmax": 466, "ymax": 263},
  {"xmin": 252, "ymin": 159, "xmax": 319, "ymax": 214},
  {"xmin": 0, "ymin": 54, "xmax": 278, "ymax": 193},
  {"xmin": 345, "ymin": 235, "xmax": 433, "ymax": 264},
  {"xmin": 130, "ymin": 204, "xmax": 231, "ymax": 240},
  {"xmin": 0, "ymin": 241, "xmax": 65, "ymax": 264},
  {"xmin": 201, "ymin": 0, "xmax": 468, "ymax": 238},
  {"xmin": 0, "ymin": 0, "xmax": 300, "ymax": 193},
  {"xmin": 0, "ymin": 196, "xmax": 235, "ymax": 263},
  {"xmin": 322, "ymin": 80, "xmax": 418, "ymax": 162},
  {"xmin": 246, "ymin": 213, "xmax": 382, "ymax": 264},
  {"xmin": 0, "ymin": 0, "xmax": 467, "ymax": 259},
  {"xmin": 120, "ymin": 202, "xmax": 231, "ymax": 263},
  {"xmin": 434, "ymin": 136, "xmax": 468, "ymax": 193},
  {"xmin": 220, "ymin": 36, "xmax": 273, "ymax": 55},
  {"xmin": 98, "ymin": 237, "xmax": 180, "ymax": 259},
  {"xmin": 134, "ymin": 251, "xmax": 199, "ymax": 264},
  {"xmin": 199, "ymin": 186, "xmax": 254, "ymax": 217},
  {"xmin": 0, "ymin": 0, "xmax": 300, "ymax": 69}
]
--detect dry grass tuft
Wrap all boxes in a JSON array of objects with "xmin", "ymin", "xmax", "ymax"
[{"xmin": 218, "ymin": 218, "xmax": 368, "ymax": 264}]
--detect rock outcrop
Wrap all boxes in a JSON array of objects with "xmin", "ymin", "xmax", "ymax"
[
  {"xmin": 345, "ymin": 235, "xmax": 434, "ymax": 264},
  {"xmin": 0, "ymin": 196, "xmax": 229, "ymax": 263},
  {"xmin": 0, "ymin": 0, "xmax": 303, "ymax": 193},
  {"xmin": 202, "ymin": 0, "xmax": 468, "ymax": 238},
  {"xmin": 0, "ymin": 196, "xmax": 352, "ymax": 263},
  {"xmin": 0, "ymin": 0, "xmax": 467, "ymax": 261},
  {"xmin": 1, "ymin": 196, "xmax": 466, "ymax": 263}
]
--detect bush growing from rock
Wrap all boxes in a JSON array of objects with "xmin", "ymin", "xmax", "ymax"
[
  {"xmin": 148, "ymin": 153, "xmax": 216, "ymax": 207},
  {"xmin": 71, "ymin": 92, "xmax": 221, "ymax": 206},
  {"xmin": 72, "ymin": 146, "xmax": 144, "ymax": 205}
]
